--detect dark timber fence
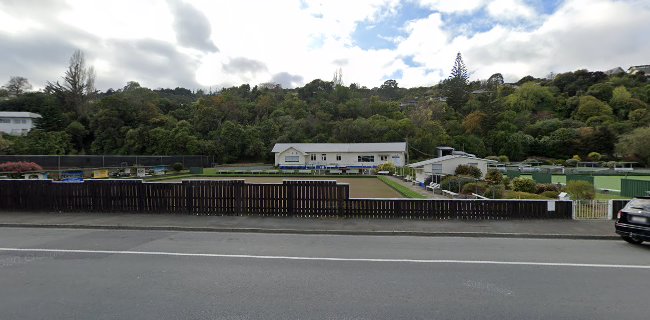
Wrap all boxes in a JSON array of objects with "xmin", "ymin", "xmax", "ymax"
[{"xmin": 0, "ymin": 180, "xmax": 571, "ymax": 220}]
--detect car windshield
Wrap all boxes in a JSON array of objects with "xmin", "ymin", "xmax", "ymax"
[{"xmin": 627, "ymin": 199, "xmax": 650, "ymax": 210}]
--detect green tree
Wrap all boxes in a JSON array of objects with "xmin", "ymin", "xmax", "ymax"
[
  {"xmin": 573, "ymin": 96, "xmax": 613, "ymax": 121},
  {"xmin": 616, "ymin": 126, "xmax": 650, "ymax": 166},
  {"xmin": 443, "ymin": 52, "xmax": 469, "ymax": 110},
  {"xmin": 3, "ymin": 76, "xmax": 32, "ymax": 96}
]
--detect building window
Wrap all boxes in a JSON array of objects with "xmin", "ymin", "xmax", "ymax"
[
  {"xmin": 321, "ymin": 154, "xmax": 327, "ymax": 161},
  {"xmin": 0, "ymin": 119, "xmax": 10, "ymax": 123},
  {"xmin": 357, "ymin": 155, "xmax": 375, "ymax": 162},
  {"xmin": 336, "ymin": 154, "xmax": 341, "ymax": 161},
  {"xmin": 432, "ymin": 164, "xmax": 442, "ymax": 173},
  {"xmin": 285, "ymin": 156, "xmax": 300, "ymax": 163},
  {"xmin": 468, "ymin": 162, "xmax": 478, "ymax": 167},
  {"xmin": 380, "ymin": 155, "xmax": 388, "ymax": 161},
  {"xmin": 310, "ymin": 154, "xmax": 316, "ymax": 161}
]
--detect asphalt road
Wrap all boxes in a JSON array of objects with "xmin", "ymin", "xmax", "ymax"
[{"xmin": 0, "ymin": 228, "xmax": 649, "ymax": 319}]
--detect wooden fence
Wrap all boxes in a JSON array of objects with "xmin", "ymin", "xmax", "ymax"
[{"xmin": 0, "ymin": 179, "xmax": 572, "ymax": 220}]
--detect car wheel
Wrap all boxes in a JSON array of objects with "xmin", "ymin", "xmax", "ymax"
[{"xmin": 621, "ymin": 236, "xmax": 644, "ymax": 245}]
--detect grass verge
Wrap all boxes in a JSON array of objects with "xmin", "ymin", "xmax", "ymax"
[{"xmin": 376, "ymin": 176, "xmax": 426, "ymax": 199}]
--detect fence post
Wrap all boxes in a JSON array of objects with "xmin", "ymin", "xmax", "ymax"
[
  {"xmin": 607, "ymin": 199, "xmax": 614, "ymax": 220},
  {"xmin": 185, "ymin": 181, "xmax": 193, "ymax": 214},
  {"xmin": 287, "ymin": 183, "xmax": 294, "ymax": 216}
]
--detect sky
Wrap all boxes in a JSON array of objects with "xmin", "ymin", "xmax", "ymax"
[{"xmin": 1, "ymin": 0, "xmax": 649, "ymax": 91}]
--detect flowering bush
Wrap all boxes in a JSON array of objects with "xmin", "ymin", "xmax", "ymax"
[{"xmin": 0, "ymin": 161, "xmax": 43, "ymax": 173}]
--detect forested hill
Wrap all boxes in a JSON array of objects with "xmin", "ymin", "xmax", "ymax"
[{"xmin": 1, "ymin": 66, "xmax": 649, "ymax": 166}]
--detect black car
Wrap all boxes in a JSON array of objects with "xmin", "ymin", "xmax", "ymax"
[{"xmin": 615, "ymin": 196, "xmax": 650, "ymax": 244}]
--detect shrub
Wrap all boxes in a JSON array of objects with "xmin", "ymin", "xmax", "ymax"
[
  {"xmin": 0, "ymin": 161, "xmax": 43, "ymax": 174},
  {"xmin": 566, "ymin": 181, "xmax": 595, "ymax": 200},
  {"xmin": 171, "ymin": 162, "xmax": 184, "ymax": 172},
  {"xmin": 535, "ymin": 183, "xmax": 559, "ymax": 194},
  {"xmin": 587, "ymin": 152, "xmax": 601, "ymax": 161},
  {"xmin": 461, "ymin": 182, "xmax": 488, "ymax": 195},
  {"xmin": 512, "ymin": 177, "xmax": 537, "ymax": 193},
  {"xmin": 502, "ymin": 176, "xmax": 511, "ymax": 189},
  {"xmin": 504, "ymin": 190, "xmax": 549, "ymax": 199},
  {"xmin": 441, "ymin": 175, "xmax": 476, "ymax": 193},
  {"xmin": 375, "ymin": 162, "xmax": 396, "ymax": 174},
  {"xmin": 571, "ymin": 155, "xmax": 582, "ymax": 161},
  {"xmin": 498, "ymin": 155, "xmax": 510, "ymax": 163},
  {"xmin": 565, "ymin": 159, "xmax": 578, "ymax": 167},
  {"xmin": 541, "ymin": 191, "xmax": 560, "ymax": 199},
  {"xmin": 454, "ymin": 164, "xmax": 482, "ymax": 179},
  {"xmin": 485, "ymin": 169, "xmax": 503, "ymax": 185},
  {"xmin": 485, "ymin": 185, "xmax": 505, "ymax": 199}
]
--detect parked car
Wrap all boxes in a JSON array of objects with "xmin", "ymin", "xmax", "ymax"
[{"xmin": 615, "ymin": 196, "xmax": 650, "ymax": 244}]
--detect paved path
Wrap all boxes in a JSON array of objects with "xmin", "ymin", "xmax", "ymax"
[
  {"xmin": 0, "ymin": 228, "xmax": 647, "ymax": 319},
  {"xmin": 0, "ymin": 212, "xmax": 617, "ymax": 239}
]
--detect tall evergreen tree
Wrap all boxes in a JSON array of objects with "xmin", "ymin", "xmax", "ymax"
[{"xmin": 443, "ymin": 52, "xmax": 470, "ymax": 111}]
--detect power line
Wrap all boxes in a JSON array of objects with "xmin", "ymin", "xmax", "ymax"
[{"xmin": 408, "ymin": 144, "xmax": 436, "ymax": 157}]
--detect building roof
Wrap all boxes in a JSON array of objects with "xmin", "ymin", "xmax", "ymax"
[
  {"xmin": 604, "ymin": 67, "xmax": 625, "ymax": 75},
  {"xmin": 627, "ymin": 65, "xmax": 650, "ymax": 74},
  {"xmin": 272, "ymin": 142, "xmax": 407, "ymax": 154},
  {"xmin": 0, "ymin": 112, "xmax": 42, "ymax": 118},
  {"xmin": 408, "ymin": 155, "xmax": 496, "ymax": 168}
]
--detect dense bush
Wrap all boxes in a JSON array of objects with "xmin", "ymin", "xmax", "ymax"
[
  {"xmin": 540, "ymin": 191, "xmax": 560, "ymax": 198},
  {"xmin": 0, "ymin": 161, "xmax": 43, "ymax": 173},
  {"xmin": 461, "ymin": 182, "xmax": 488, "ymax": 195},
  {"xmin": 375, "ymin": 162, "xmax": 396, "ymax": 174},
  {"xmin": 486, "ymin": 185, "xmax": 505, "ymax": 199},
  {"xmin": 587, "ymin": 152, "xmax": 601, "ymax": 161},
  {"xmin": 511, "ymin": 177, "xmax": 537, "ymax": 193},
  {"xmin": 535, "ymin": 183, "xmax": 560, "ymax": 194},
  {"xmin": 171, "ymin": 162, "xmax": 184, "ymax": 172},
  {"xmin": 565, "ymin": 159, "xmax": 578, "ymax": 167},
  {"xmin": 498, "ymin": 155, "xmax": 510, "ymax": 163},
  {"xmin": 566, "ymin": 181, "xmax": 595, "ymax": 200},
  {"xmin": 504, "ymin": 190, "xmax": 549, "ymax": 199},
  {"xmin": 454, "ymin": 164, "xmax": 482, "ymax": 179},
  {"xmin": 441, "ymin": 175, "xmax": 477, "ymax": 193},
  {"xmin": 484, "ymin": 169, "xmax": 503, "ymax": 185}
]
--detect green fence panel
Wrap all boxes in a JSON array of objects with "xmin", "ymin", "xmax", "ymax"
[
  {"xmin": 532, "ymin": 172, "xmax": 552, "ymax": 184},
  {"xmin": 621, "ymin": 179, "xmax": 650, "ymax": 198},
  {"xmin": 506, "ymin": 171, "xmax": 520, "ymax": 179},
  {"xmin": 189, "ymin": 167, "xmax": 204, "ymax": 174},
  {"xmin": 566, "ymin": 174, "xmax": 594, "ymax": 186}
]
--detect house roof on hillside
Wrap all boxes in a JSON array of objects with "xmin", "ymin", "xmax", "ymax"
[
  {"xmin": 408, "ymin": 155, "xmax": 496, "ymax": 168},
  {"xmin": 272, "ymin": 142, "xmax": 407, "ymax": 154},
  {"xmin": 0, "ymin": 112, "xmax": 42, "ymax": 118},
  {"xmin": 604, "ymin": 67, "xmax": 625, "ymax": 75},
  {"xmin": 628, "ymin": 65, "xmax": 650, "ymax": 74}
]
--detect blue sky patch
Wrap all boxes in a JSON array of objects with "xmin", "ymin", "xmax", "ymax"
[{"xmin": 351, "ymin": 1, "xmax": 431, "ymax": 50}]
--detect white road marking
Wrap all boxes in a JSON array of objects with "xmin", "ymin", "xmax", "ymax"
[{"xmin": 1, "ymin": 247, "xmax": 649, "ymax": 269}]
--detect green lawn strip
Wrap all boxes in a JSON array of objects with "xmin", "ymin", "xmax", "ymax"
[{"xmin": 376, "ymin": 176, "xmax": 426, "ymax": 199}]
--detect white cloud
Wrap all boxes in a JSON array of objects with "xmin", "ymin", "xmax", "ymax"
[
  {"xmin": 416, "ymin": 0, "xmax": 485, "ymax": 13},
  {"xmin": 1, "ymin": 0, "xmax": 650, "ymax": 90},
  {"xmin": 486, "ymin": 0, "xmax": 535, "ymax": 20}
]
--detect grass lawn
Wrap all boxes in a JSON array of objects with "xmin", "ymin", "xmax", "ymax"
[
  {"xmin": 155, "ymin": 175, "xmax": 404, "ymax": 198},
  {"xmin": 376, "ymin": 176, "xmax": 426, "ymax": 199}
]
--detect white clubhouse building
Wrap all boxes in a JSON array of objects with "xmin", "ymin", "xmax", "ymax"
[{"xmin": 272, "ymin": 142, "xmax": 407, "ymax": 170}]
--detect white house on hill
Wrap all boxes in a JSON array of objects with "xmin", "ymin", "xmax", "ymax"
[
  {"xmin": 0, "ymin": 112, "xmax": 41, "ymax": 136},
  {"xmin": 408, "ymin": 147, "xmax": 495, "ymax": 182},
  {"xmin": 272, "ymin": 142, "xmax": 407, "ymax": 170}
]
